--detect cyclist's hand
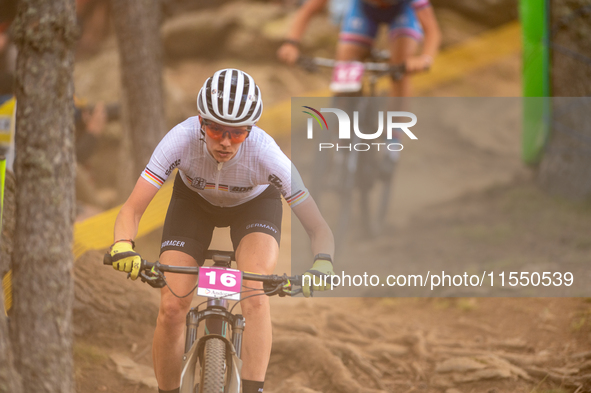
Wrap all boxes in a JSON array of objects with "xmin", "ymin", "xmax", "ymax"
[
  {"xmin": 302, "ymin": 259, "xmax": 335, "ymax": 297},
  {"xmin": 405, "ymin": 54, "xmax": 433, "ymax": 73},
  {"xmin": 277, "ymin": 42, "xmax": 300, "ymax": 65},
  {"xmin": 110, "ymin": 241, "xmax": 141, "ymax": 280}
]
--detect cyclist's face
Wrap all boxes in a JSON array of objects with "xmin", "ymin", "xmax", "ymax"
[{"xmin": 201, "ymin": 118, "xmax": 250, "ymax": 162}]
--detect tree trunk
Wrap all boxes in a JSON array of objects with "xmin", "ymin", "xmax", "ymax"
[
  {"xmin": 537, "ymin": 97, "xmax": 591, "ymax": 199},
  {"xmin": 10, "ymin": 1, "xmax": 77, "ymax": 392},
  {"xmin": 111, "ymin": 0, "xmax": 165, "ymax": 196},
  {"xmin": 538, "ymin": 0, "xmax": 591, "ymax": 199}
]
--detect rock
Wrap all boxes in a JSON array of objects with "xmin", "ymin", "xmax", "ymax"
[
  {"xmin": 162, "ymin": 2, "xmax": 291, "ymax": 61},
  {"xmin": 161, "ymin": 9, "xmax": 236, "ymax": 59},
  {"xmin": 110, "ymin": 353, "xmax": 158, "ymax": 388},
  {"xmin": 224, "ymin": 2, "xmax": 287, "ymax": 61},
  {"xmin": 431, "ymin": 0, "xmax": 519, "ymax": 27},
  {"xmin": 225, "ymin": 28, "xmax": 280, "ymax": 61},
  {"xmin": 162, "ymin": 0, "xmax": 233, "ymax": 18},
  {"xmin": 434, "ymin": 8, "xmax": 489, "ymax": 49},
  {"xmin": 233, "ymin": 2, "xmax": 285, "ymax": 31},
  {"xmin": 227, "ymin": 4, "xmax": 339, "ymax": 61},
  {"xmin": 73, "ymin": 250, "xmax": 159, "ymax": 337}
]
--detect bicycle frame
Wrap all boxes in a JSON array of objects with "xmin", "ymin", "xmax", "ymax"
[{"xmin": 180, "ymin": 254, "xmax": 244, "ymax": 393}]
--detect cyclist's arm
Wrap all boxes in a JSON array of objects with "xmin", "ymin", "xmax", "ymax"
[
  {"xmin": 288, "ymin": 0, "xmax": 328, "ymax": 42},
  {"xmin": 278, "ymin": 0, "xmax": 328, "ymax": 64},
  {"xmin": 257, "ymin": 133, "xmax": 334, "ymax": 257},
  {"xmin": 414, "ymin": 5, "xmax": 441, "ymax": 68},
  {"xmin": 113, "ymin": 177, "xmax": 159, "ymax": 244},
  {"xmin": 292, "ymin": 196, "xmax": 335, "ymax": 260}
]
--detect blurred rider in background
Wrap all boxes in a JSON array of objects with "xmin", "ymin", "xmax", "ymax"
[{"xmin": 278, "ymin": 0, "xmax": 441, "ymax": 97}]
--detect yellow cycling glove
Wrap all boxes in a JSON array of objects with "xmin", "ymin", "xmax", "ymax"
[
  {"xmin": 110, "ymin": 241, "xmax": 141, "ymax": 280},
  {"xmin": 302, "ymin": 256, "xmax": 335, "ymax": 298}
]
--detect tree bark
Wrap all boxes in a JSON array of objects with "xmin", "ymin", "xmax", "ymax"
[
  {"xmin": 111, "ymin": 0, "xmax": 166, "ymax": 195},
  {"xmin": 537, "ymin": 0, "xmax": 591, "ymax": 200},
  {"xmin": 10, "ymin": 1, "xmax": 77, "ymax": 392}
]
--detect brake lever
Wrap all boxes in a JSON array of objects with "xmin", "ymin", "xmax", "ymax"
[
  {"xmin": 263, "ymin": 282, "xmax": 284, "ymax": 297},
  {"xmin": 286, "ymin": 287, "xmax": 303, "ymax": 297},
  {"xmin": 139, "ymin": 266, "xmax": 166, "ymax": 288},
  {"xmin": 278, "ymin": 275, "xmax": 305, "ymax": 297}
]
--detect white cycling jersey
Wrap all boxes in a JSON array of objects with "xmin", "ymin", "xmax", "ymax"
[{"xmin": 141, "ymin": 116, "xmax": 310, "ymax": 208}]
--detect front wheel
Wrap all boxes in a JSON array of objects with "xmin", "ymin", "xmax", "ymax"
[{"xmin": 200, "ymin": 338, "xmax": 226, "ymax": 393}]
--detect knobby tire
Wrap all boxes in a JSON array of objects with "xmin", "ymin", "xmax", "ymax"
[{"xmin": 200, "ymin": 338, "xmax": 226, "ymax": 393}]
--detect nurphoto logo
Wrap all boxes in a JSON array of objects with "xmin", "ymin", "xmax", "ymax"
[{"xmin": 303, "ymin": 105, "xmax": 417, "ymax": 152}]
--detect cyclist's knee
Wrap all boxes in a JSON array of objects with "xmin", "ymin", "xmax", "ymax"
[
  {"xmin": 158, "ymin": 294, "xmax": 191, "ymax": 325},
  {"xmin": 240, "ymin": 294, "xmax": 269, "ymax": 316}
]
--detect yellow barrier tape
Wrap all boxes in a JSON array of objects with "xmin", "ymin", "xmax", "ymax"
[
  {"xmin": 404, "ymin": 21, "xmax": 521, "ymax": 94},
  {"xmin": 73, "ymin": 180, "xmax": 173, "ymax": 259},
  {"xmin": 1, "ymin": 156, "xmax": 9, "ymax": 315},
  {"xmin": 0, "ymin": 97, "xmax": 16, "ymax": 146}
]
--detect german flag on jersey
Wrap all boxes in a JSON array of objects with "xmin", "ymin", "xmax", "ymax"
[
  {"xmin": 286, "ymin": 190, "xmax": 309, "ymax": 207},
  {"xmin": 142, "ymin": 167, "xmax": 165, "ymax": 188}
]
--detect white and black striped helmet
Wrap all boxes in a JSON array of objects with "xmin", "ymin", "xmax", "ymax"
[{"xmin": 197, "ymin": 69, "xmax": 263, "ymax": 127}]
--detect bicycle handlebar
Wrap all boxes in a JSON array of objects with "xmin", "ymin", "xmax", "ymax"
[
  {"xmin": 297, "ymin": 55, "xmax": 406, "ymax": 80},
  {"xmin": 103, "ymin": 253, "xmax": 303, "ymax": 295},
  {"xmin": 143, "ymin": 260, "xmax": 302, "ymax": 286}
]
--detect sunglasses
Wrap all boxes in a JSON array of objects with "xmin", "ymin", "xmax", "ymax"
[{"xmin": 202, "ymin": 122, "xmax": 250, "ymax": 143}]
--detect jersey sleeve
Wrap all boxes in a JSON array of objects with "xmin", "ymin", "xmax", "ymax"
[
  {"xmin": 260, "ymin": 142, "xmax": 310, "ymax": 208},
  {"xmin": 141, "ymin": 125, "xmax": 188, "ymax": 189}
]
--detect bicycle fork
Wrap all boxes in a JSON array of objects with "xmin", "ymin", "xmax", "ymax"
[{"xmin": 180, "ymin": 299, "xmax": 246, "ymax": 393}]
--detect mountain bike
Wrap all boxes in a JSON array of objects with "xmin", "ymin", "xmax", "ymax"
[
  {"xmin": 298, "ymin": 53, "xmax": 407, "ymax": 246},
  {"xmin": 104, "ymin": 250, "xmax": 303, "ymax": 393}
]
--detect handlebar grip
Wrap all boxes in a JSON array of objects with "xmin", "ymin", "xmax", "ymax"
[
  {"xmin": 296, "ymin": 56, "xmax": 318, "ymax": 73},
  {"xmin": 103, "ymin": 253, "xmax": 113, "ymax": 265}
]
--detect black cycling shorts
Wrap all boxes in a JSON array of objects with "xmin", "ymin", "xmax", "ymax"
[{"xmin": 160, "ymin": 173, "xmax": 282, "ymax": 266}]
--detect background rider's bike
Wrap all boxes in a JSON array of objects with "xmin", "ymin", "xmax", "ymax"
[
  {"xmin": 104, "ymin": 250, "xmax": 302, "ymax": 393},
  {"xmin": 298, "ymin": 53, "xmax": 407, "ymax": 247}
]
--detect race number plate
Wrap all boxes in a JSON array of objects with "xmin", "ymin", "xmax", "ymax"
[
  {"xmin": 197, "ymin": 267, "xmax": 243, "ymax": 301},
  {"xmin": 329, "ymin": 61, "xmax": 364, "ymax": 93}
]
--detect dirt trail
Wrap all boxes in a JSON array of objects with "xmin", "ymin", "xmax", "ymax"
[{"xmin": 69, "ymin": 26, "xmax": 591, "ymax": 393}]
